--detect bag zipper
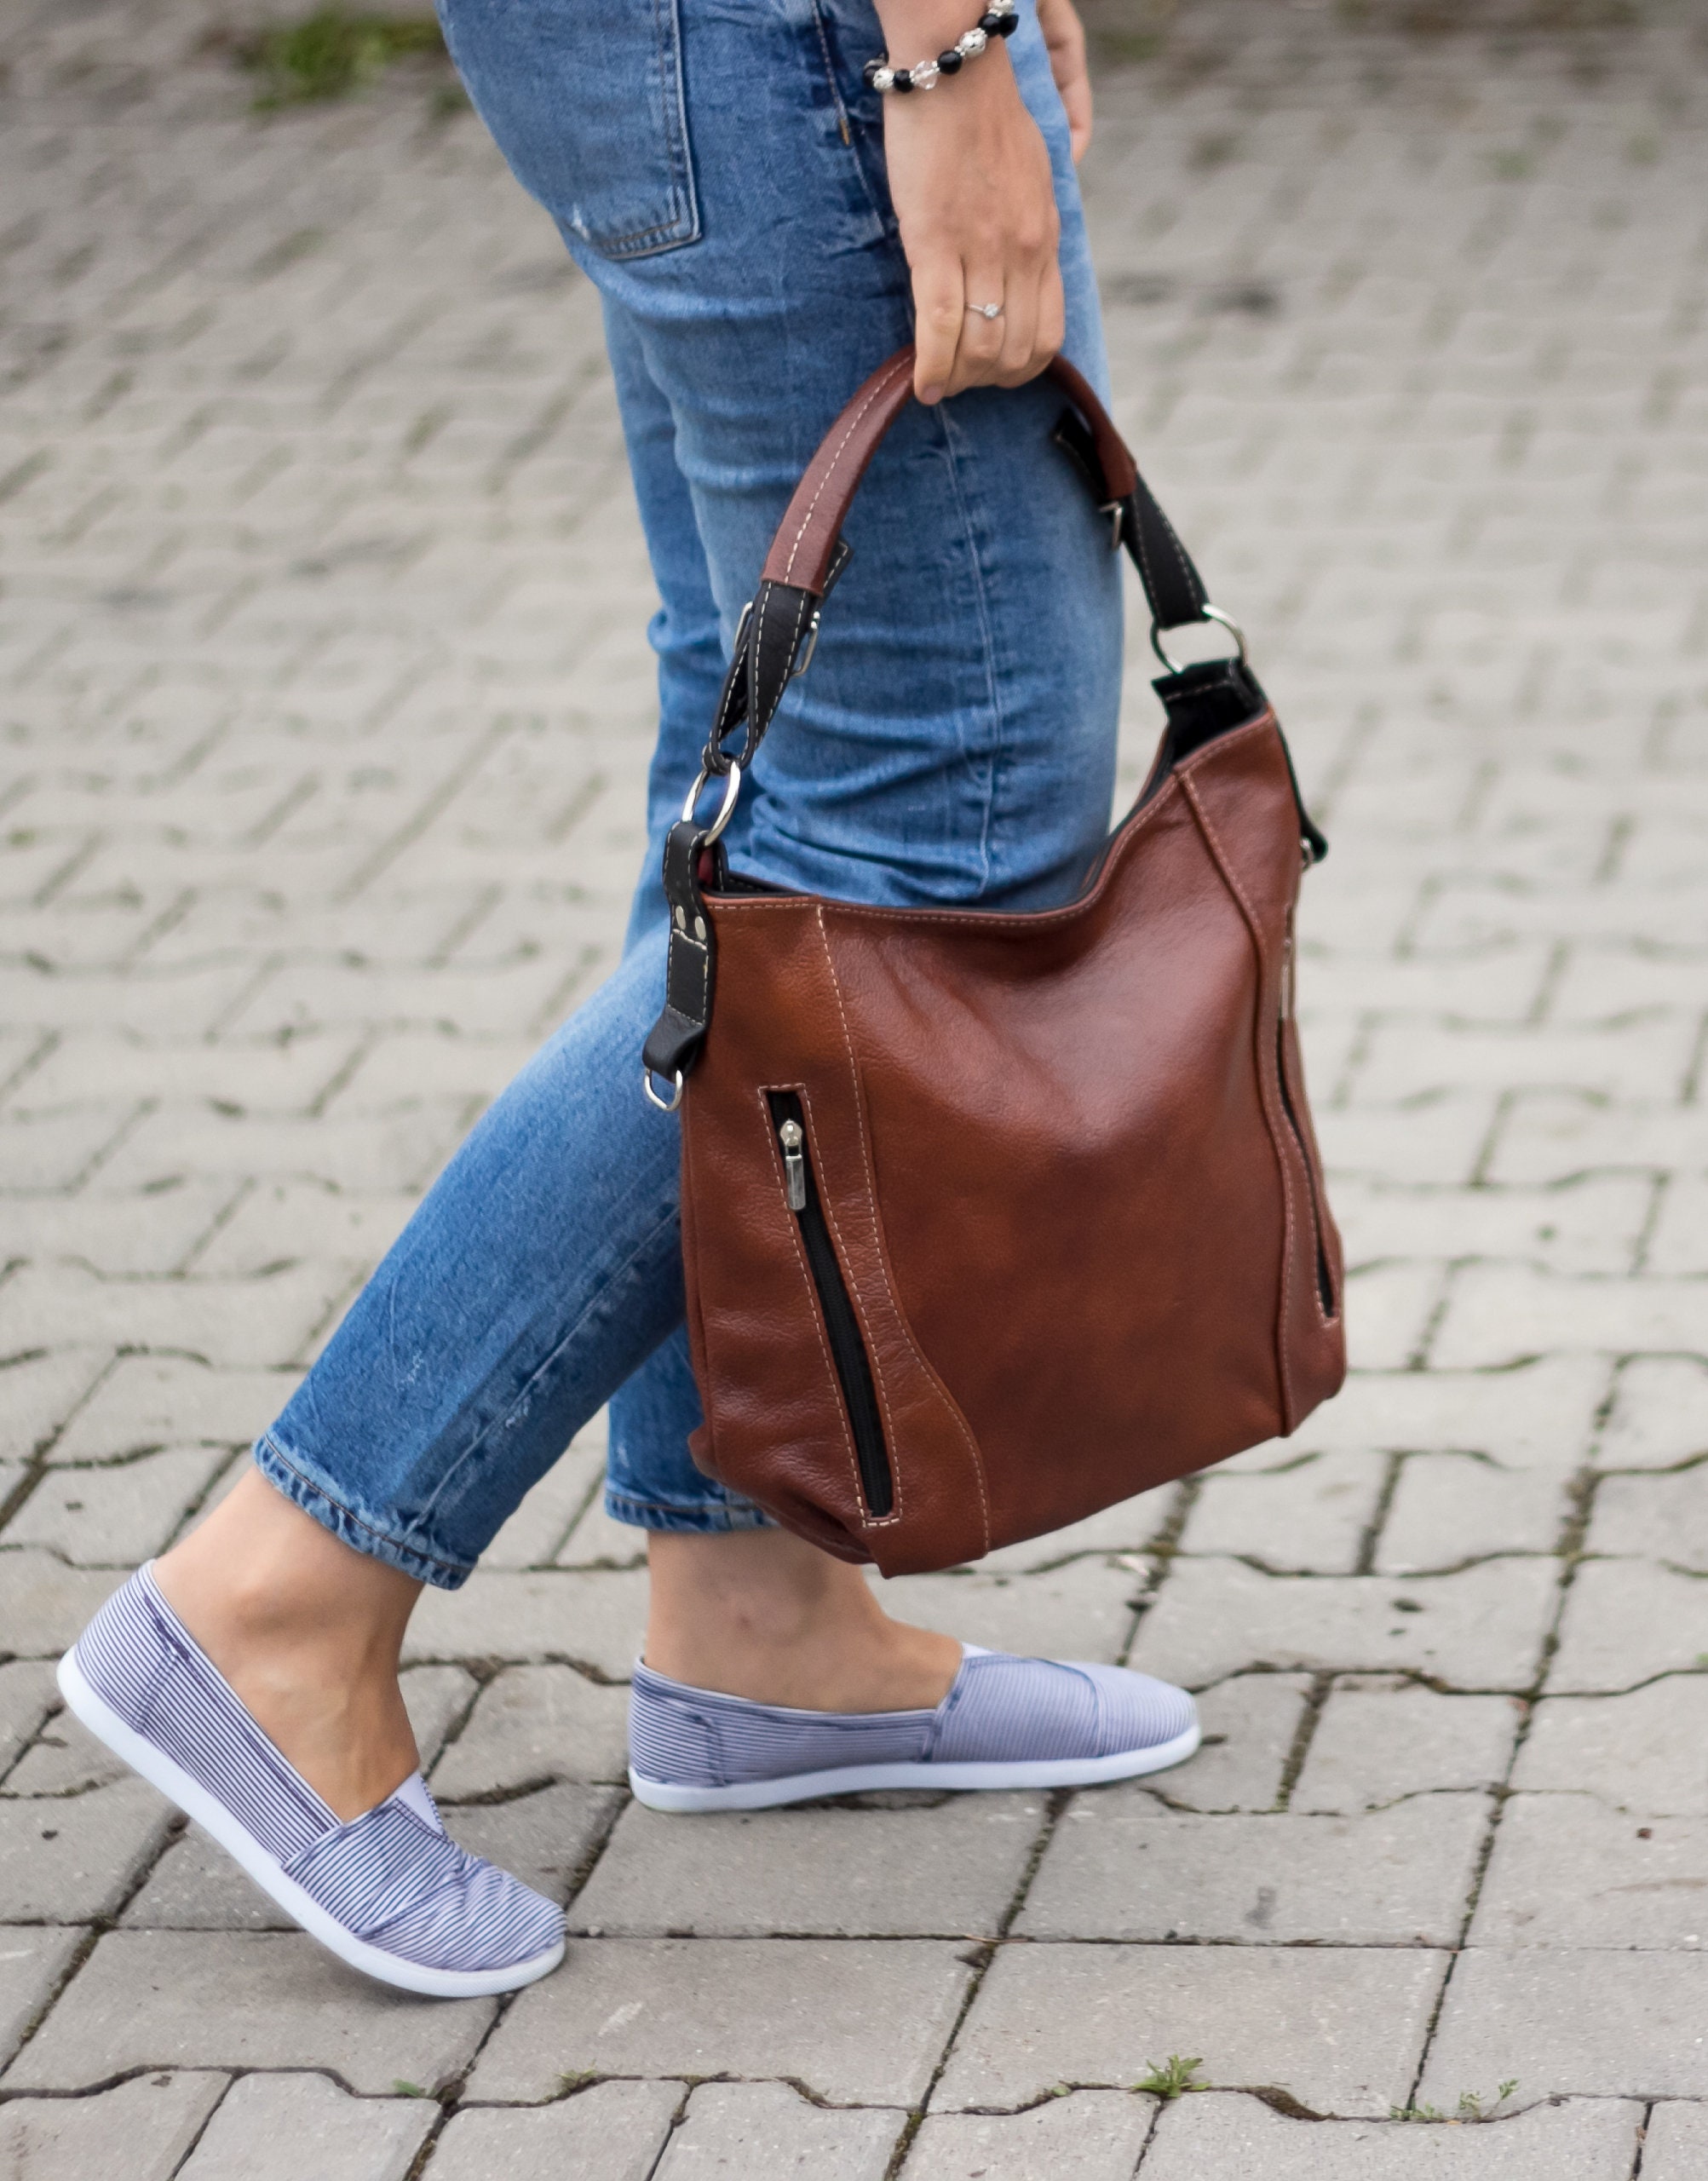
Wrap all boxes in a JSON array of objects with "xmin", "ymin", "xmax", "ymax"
[
  {"xmin": 1276, "ymin": 925, "xmax": 1337, "ymax": 1318},
  {"xmin": 766, "ymin": 1091, "xmax": 894, "ymax": 1518}
]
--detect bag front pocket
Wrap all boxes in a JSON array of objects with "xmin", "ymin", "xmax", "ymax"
[{"xmin": 440, "ymin": 0, "xmax": 699, "ymax": 261}]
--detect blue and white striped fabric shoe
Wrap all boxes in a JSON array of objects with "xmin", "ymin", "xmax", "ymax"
[
  {"xmin": 629, "ymin": 1644, "xmax": 1199, "ymax": 1812},
  {"xmin": 59, "ymin": 1567, "xmax": 565, "ymax": 1998}
]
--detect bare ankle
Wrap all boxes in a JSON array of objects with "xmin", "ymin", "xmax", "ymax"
[
  {"xmin": 644, "ymin": 1527, "xmax": 960, "ymax": 1712},
  {"xmin": 152, "ymin": 1466, "xmax": 423, "ymax": 1821}
]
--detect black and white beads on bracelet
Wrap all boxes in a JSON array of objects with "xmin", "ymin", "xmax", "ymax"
[{"xmin": 863, "ymin": 0, "xmax": 1018, "ymax": 95}]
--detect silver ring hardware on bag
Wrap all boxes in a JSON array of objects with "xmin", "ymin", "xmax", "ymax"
[
  {"xmin": 643, "ymin": 1066, "xmax": 686, "ymax": 1114},
  {"xmin": 681, "ymin": 758, "xmax": 744, "ymax": 844},
  {"xmin": 1150, "ymin": 603, "xmax": 1248, "ymax": 676}
]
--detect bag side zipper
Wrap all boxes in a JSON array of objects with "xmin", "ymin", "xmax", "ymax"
[
  {"xmin": 767, "ymin": 1091, "xmax": 894, "ymax": 1518},
  {"xmin": 1277, "ymin": 927, "xmax": 1336, "ymax": 1318}
]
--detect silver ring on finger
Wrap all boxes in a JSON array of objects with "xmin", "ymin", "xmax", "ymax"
[{"xmin": 966, "ymin": 302, "xmax": 1004, "ymax": 320}]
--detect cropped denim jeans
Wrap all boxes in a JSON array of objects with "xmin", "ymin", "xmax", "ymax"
[{"xmin": 253, "ymin": 0, "xmax": 1125, "ymax": 1585}]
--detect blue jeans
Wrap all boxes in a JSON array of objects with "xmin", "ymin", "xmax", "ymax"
[{"xmin": 253, "ymin": 0, "xmax": 1124, "ymax": 1587}]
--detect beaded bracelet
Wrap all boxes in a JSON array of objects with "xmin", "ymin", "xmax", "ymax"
[{"xmin": 863, "ymin": 0, "xmax": 1018, "ymax": 95}]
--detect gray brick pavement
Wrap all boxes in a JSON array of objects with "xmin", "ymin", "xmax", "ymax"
[{"xmin": 3, "ymin": 0, "xmax": 1706, "ymax": 2167}]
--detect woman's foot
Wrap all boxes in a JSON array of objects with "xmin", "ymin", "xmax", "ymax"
[
  {"xmin": 628, "ymin": 1647, "xmax": 1199, "ymax": 1812},
  {"xmin": 60, "ymin": 1564, "xmax": 564, "ymax": 1996}
]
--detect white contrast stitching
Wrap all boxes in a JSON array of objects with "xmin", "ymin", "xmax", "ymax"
[{"xmin": 776, "ymin": 355, "xmax": 913, "ymax": 584}]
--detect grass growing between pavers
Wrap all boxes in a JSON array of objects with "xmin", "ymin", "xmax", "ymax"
[{"xmin": 216, "ymin": 6, "xmax": 453, "ymax": 110}]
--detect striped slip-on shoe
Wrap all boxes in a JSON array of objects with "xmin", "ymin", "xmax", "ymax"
[
  {"xmin": 58, "ymin": 1566, "xmax": 565, "ymax": 1998},
  {"xmin": 628, "ymin": 1643, "xmax": 1199, "ymax": 1813}
]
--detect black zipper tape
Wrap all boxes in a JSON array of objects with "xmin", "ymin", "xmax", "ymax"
[{"xmin": 766, "ymin": 1091, "xmax": 894, "ymax": 1518}]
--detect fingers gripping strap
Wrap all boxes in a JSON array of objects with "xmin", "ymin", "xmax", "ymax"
[{"xmin": 754, "ymin": 344, "xmax": 1211, "ymax": 641}]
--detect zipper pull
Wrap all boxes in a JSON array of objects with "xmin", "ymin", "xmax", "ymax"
[
  {"xmin": 778, "ymin": 1118, "xmax": 807, "ymax": 1211},
  {"xmin": 1280, "ymin": 918, "xmax": 1295, "ymax": 1021}
]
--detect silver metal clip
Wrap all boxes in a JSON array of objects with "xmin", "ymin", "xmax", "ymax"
[{"xmin": 778, "ymin": 1118, "xmax": 807, "ymax": 1211}]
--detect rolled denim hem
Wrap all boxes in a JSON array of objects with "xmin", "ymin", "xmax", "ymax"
[
  {"xmin": 253, "ymin": 1433, "xmax": 476, "ymax": 1592},
  {"xmin": 603, "ymin": 1484, "xmax": 774, "ymax": 1535}
]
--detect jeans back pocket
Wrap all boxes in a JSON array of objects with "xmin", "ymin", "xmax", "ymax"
[{"xmin": 440, "ymin": 0, "xmax": 699, "ymax": 261}]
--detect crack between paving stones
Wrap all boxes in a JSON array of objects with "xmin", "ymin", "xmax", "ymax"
[{"xmin": 1400, "ymin": 1370, "xmax": 1617, "ymax": 2113}]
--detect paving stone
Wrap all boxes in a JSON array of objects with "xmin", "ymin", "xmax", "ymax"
[
  {"xmin": 188, "ymin": 1180, "xmax": 419, "ymax": 1281},
  {"xmin": 9, "ymin": 1703, "xmax": 133, "ymax": 1794},
  {"xmin": 1549, "ymin": 1562, "xmax": 1708, "ymax": 1692},
  {"xmin": 0, "ymin": 1660, "xmax": 61, "ymax": 1781},
  {"xmin": 0, "ymin": 1262, "xmax": 341, "ymax": 1374},
  {"xmin": 1647, "ymin": 1176, "xmax": 1708, "ymax": 1279},
  {"xmin": 1514, "ymin": 1682, "xmax": 1708, "ymax": 1815},
  {"xmin": 934, "ymin": 1943, "xmax": 1447, "ymax": 2117},
  {"xmin": 440, "ymin": 1780, "xmax": 623, "ymax": 1904},
  {"xmin": 1420, "ymin": 1953, "xmax": 1708, "ymax": 2102},
  {"xmin": 47, "ymin": 1359, "xmax": 298, "ymax": 1464},
  {"xmin": 178, "ymin": 2072, "xmax": 435, "ymax": 2181},
  {"xmin": 656, "ymin": 2082, "xmax": 904, "ymax": 2179},
  {"xmin": 2, "ymin": 1445, "xmax": 233, "ymax": 1562},
  {"xmin": 1140, "ymin": 2091, "xmax": 1642, "ymax": 2178},
  {"xmin": 3, "ymin": 1183, "xmax": 240, "ymax": 1280},
  {"xmin": 1132, "ymin": 1559, "xmax": 1557, "ymax": 1689},
  {"xmin": 468, "ymin": 1939, "xmax": 972, "ymax": 2106},
  {"xmin": 1471, "ymin": 1793, "xmax": 1708, "ymax": 1949},
  {"xmin": 1314, "ymin": 1094, "xmax": 1495, "ymax": 1189},
  {"xmin": 1377, "ymin": 1457, "xmax": 1567, "ymax": 1572},
  {"xmin": 1598, "ymin": 1359, "xmax": 1708, "ymax": 1470},
  {"xmin": 556, "ymin": 1493, "xmax": 648, "ymax": 1569},
  {"xmin": 0, "ymin": 1550, "xmax": 125, "ymax": 1655},
  {"xmin": 400, "ymin": 1662, "xmax": 480, "ymax": 1771},
  {"xmin": 1162, "ymin": 1672, "xmax": 1308, "ymax": 1812},
  {"xmin": 484, "ymin": 1441, "xmax": 606, "ymax": 1568},
  {"xmin": 404, "ymin": 1568, "xmax": 647, "ymax": 1677},
  {"xmin": 0, "ymin": 1349, "xmax": 112, "ymax": 1465},
  {"xmin": 1293, "ymin": 1680, "xmax": 1521, "ymax": 1810},
  {"xmin": 1280, "ymin": 1359, "xmax": 1608, "ymax": 1471},
  {"xmin": 1431, "ymin": 1266, "xmax": 1708, "ymax": 1372},
  {"xmin": 869, "ymin": 1562, "xmax": 1143, "ymax": 1665},
  {"xmin": 0, "ymin": 2071, "xmax": 228, "ymax": 2181},
  {"xmin": 427, "ymin": 1664, "xmax": 631, "ymax": 1795},
  {"xmin": 573, "ymin": 1791, "xmax": 1045, "ymax": 1939},
  {"xmin": 1590, "ymin": 1471, "xmax": 1708, "ymax": 1569},
  {"xmin": 903, "ymin": 2091, "xmax": 1152, "ymax": 2180},
  {"xmin": 423, "ymin": 2081, "xmax": 683, "ymax": 2181},
  {"xmin": 966, "ymin": 1484, "xmax": 1180, "ymax": 1574},
  {"xmin": 0, "ymin": 1778, "xmax": 174, "ymax": 1920},
  {"xmin": 1334, "ymin": 1261, "xmax": 1443, "ymax": 1372},
  {"xmin": 4, "ymin": 1931, "xmax": 497, "ymax": 2092},
  {"xmin": 1330, "ymin": 1175, "xmax": 1653, "ymax": 1280},
  {"xmin": 0, "ymin": 1925, "xmax": 87, "ymax": 2069},
  {"xmin": 1642, "ymin": 2100, "xmax": 1708, "ymax": 2181},
  {"xmin": 1178, "ymin": 1450, "xmax": 1384, "ymax": 1573},
  {"xmin": 1021, "ymin": 1787, "xmax": 1486, "ymax": 1945}
]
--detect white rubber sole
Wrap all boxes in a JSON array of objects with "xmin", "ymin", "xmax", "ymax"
[
  {"xmin": 630, "ymin": 1717, "xmax": 1201, "ymax": 1813},
  {"xmin": 56, "ymin": 1646, "xmax": 565, "ymax": 1999}
]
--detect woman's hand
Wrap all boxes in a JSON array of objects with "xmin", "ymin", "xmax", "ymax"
[
  {"xmin": 877, "ymin": 2, "xmax": 1065, "ymax": 404},
  {"xmin": 1037, "ymin": 0, "xmax": 1092, "ymax": 164}
]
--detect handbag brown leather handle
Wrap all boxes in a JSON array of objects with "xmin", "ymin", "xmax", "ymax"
[
  {"xmin": 699, "ymin": 345, "xmax": 1220, "ymax": 789},
  {"xmin": 641, "ymin": 346, "xmax": 1241, "ymax": 1099}
]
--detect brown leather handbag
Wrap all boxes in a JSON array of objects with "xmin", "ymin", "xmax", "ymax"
[{"xmin": 643, "ymin": 348, "xmax": 1345, "ymax": 1576}]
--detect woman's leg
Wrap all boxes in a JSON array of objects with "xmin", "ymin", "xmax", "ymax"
[{"xmin": 147, "ymin": 0, "xmax": 1119, "ymax": 1814}]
